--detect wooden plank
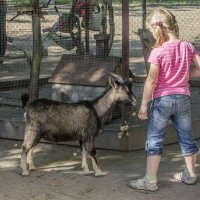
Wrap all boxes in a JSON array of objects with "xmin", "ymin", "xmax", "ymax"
[{"xmin": 48, "ymin": 55, "xmax": 121, "ymax": 87}]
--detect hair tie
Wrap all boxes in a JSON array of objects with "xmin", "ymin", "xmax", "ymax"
[{"xmin": 155, "ymin": 21, "xmax": 163, "ymax": 27}]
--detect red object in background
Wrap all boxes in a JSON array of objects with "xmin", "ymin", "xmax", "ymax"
[
  {"xmin": 80, "ymin": 9, "xmax": 86, "ymax": 17},
  {"xmin": 73, "ymin": 0, "xmax": 94, "ymax": 17}
]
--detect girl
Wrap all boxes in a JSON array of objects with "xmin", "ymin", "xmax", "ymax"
[{"xmin": 129, "ymin": 8, "xmax": 200, "ymax": 191}]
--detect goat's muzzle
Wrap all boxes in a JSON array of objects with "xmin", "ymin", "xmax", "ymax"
[
  {"xmin": 124, "ymin": 95, "xmax": 137, "ymax": 107},
  {"xmin": 130, "ymin": 93, "xmax": 137, "ymax": 106},
  {"xmin": 130, "ymin": 99, "xmax": 137, "ymax": 107}
]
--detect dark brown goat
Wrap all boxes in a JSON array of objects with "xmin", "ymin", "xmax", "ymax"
[{"xmin": 20, "ymin": 73, "xmax": 136, "ymax": 176}]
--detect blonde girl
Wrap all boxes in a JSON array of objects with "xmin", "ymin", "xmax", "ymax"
[{"xmin": 129, "ymin": 8, "xmax": 200, "ymax": 191}]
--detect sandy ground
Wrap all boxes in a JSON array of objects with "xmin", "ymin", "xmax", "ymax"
[{"xmin": 0, "ymin": 138, "xmax": 200, "ymax": 200}]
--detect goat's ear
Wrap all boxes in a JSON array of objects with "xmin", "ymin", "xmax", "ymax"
[{"xmin": 109, "ymin": 76, "xmax": 119, "ymax": 89}]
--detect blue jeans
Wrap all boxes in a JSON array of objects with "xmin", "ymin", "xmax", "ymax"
[{"xmin": 146, "ymin": 94, "xmax": 199, "ymax": 156}]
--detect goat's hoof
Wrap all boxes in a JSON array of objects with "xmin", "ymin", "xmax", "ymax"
[
  {"xmin": 95, "ymin": 170, "xmax": 107, "ymax": 177},
  {"xmin": 29, "ymin": 165, "xmax": 35, "ymax": 171},
  {"xmin": 83, "ymin": 170, "xmax": 94, "ymax": 176},
  {"xmin": 22, "ymin": 171, "xmax": 30, "ymax": 176}
]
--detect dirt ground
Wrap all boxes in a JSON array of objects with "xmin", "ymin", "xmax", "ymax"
[{"xmin": 0, "ymin": 138, "xmax": 200, "ymax": 200}]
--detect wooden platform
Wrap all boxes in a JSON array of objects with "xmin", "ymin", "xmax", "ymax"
[
  {"xmin": 1, "ymin": 117, "xmax": 200, "ymax": 151},
  {"xmin": 48, "ymin": 54, "xmax": 121, "ymax": 87}
]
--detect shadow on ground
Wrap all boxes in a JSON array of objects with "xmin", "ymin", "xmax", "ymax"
[{"xmin": 0, "ymin": 138, "xmax": 199, "ymax": 200}]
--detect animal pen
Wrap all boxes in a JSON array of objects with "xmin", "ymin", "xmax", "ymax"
[{"xmin": 1, "ymin": 0, "xmax": 200, "ymax": 151}]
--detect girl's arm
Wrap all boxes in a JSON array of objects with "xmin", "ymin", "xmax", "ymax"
[
  {"xmin": 190, "ymin": 54, "xmax": 200, "ymax": 78},
  {"xmin": 138, "ymin": 63, "xmax": 159, "ymax": 120}
]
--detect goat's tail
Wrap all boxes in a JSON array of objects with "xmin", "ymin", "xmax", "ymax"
[{"xmin": 21, "ymin": 93, "xmax": 29, "ymax": 108}]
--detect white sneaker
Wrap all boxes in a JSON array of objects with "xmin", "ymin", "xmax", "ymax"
[
  {"xmin": 129, "ymin": 176, "xmax": 158, "ymax": 191},
  {"xmin": 173, "ymin": 168, "xmax": 197, "ymax": 185}
]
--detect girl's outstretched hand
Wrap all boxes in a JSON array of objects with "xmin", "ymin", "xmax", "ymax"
[{"xmin": 138, "ymin": 105, "xmax": 148, "ymax": 120}]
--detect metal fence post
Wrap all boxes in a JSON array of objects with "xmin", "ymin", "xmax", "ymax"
[
  {"xmin": 142, "ymin": 0, "xmax": 146, "ymax": 29},
  {"xmin": 29, "ymin": 0, "xmax": 42, "ymax": 102},
  {"xmin": 121, "ymin": 0, "xmax": 130, "ymax": 135}
]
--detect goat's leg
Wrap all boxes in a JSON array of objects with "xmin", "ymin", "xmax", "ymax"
[
  {"xmin": 89, "ymin": 154, "xmax": 107, "ymax": 177},
  {"xmin": 20, "ymin": 125, "xmax": 40, "ymax": 176},
  {"xmin": 87, "ymin": 141, "xmax": 107, "ymax": 177},
  {"xmin": 20, "ymin": 145, "xmax": 30, "ymax": 176},
  {"xmin": 81, "ymin": 144, "xmax": 94, "ymax": 175},
  {"xmin": 27, "ymin": 147, "xmax": 36, "ymax": 171}
]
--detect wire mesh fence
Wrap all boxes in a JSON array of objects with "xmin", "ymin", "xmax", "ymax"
[
  {"xmin": 1, "ymin": 0, "xmax": 200, "ymax": 129},
  {"xmin": 129, "ymin": 1, "xmax": 200, "ymax": 76}
]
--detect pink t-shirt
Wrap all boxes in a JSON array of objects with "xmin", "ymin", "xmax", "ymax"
[{"xmin": 148, "ymin": 40, "xmax": 197, "ymax": 99}]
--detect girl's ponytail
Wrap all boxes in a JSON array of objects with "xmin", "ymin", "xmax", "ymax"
[
  {"xmin": 153, "ymin": 22, "xmax": 168, "ymax": 47},
  {"xmin": 147, "ymin": 8, "xmax": 179, "ymax": 48}
]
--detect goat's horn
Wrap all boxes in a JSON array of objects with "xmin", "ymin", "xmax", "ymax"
[{"xmin": 109, "ymin": 72, "xmax": 124, "ymax": 83}]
